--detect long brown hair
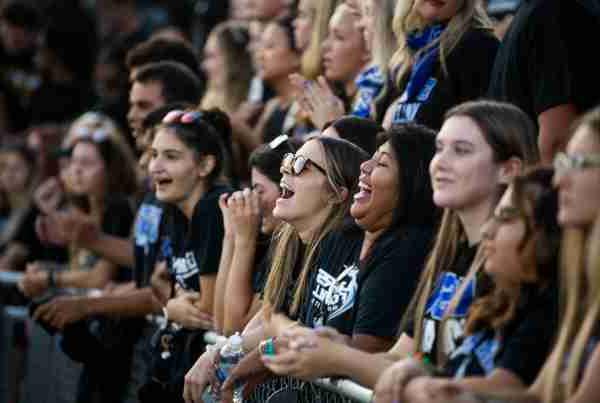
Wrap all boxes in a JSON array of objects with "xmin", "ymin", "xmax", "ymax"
[
  {"xmin": 465, "ymin": 168, "xmax": 561, "ymax": 334},
  {"xmin": 263, "ymin": 137, "xmax": 368, "ymax": 316},
  {"xmin": 201, "ymin": 21, "xmax": 253, "ymax": 114},
  {"xmin": 400, "ymin": 100, "xmax": 539, "ymax": 361}
]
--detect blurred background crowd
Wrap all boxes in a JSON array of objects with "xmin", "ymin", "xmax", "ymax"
[{"xmin": 0, "ymin": 0, "xmax": 598, "ymax": 403}]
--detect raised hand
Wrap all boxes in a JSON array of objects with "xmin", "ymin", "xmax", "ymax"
[
  {"xmin": 290, "ymin": 74, "xmax": 346, "ymax": 130},
  {"xmin": 228, "ymin": 188, "xmax": 261, "ymax": 244}
]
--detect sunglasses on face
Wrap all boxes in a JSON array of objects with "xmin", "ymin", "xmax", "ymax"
[
  {"xmin": 553, "ymin": 152, "xmax": 600, "ymax": 176},
  {"xmin": 281, "ymin": 153, "xmax": 327, "ymax": 176}
]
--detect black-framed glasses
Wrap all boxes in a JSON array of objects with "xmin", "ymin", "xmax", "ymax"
[
  {"xmin": 553, "ymin": 152, "xmax": 600, "ymax": 176},
  {"xmin": 282, "ymin": 153, "xmax": 327, "ymax": 176}
]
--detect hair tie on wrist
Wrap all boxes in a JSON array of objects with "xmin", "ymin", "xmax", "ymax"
[{"xmin": 259, "ymin": 337, "xmax": 276, "ymax": 356}]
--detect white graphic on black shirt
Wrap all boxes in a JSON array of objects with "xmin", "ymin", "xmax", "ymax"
[
  {"xmin": 310, "ymin": 264, "xmax": 359, "ymax": 327},
  {"xmin": 392, "ymin": 77, "xmax": 438, "ymax": 123},
  {"xmin": 171, "ymin": 252, "xmax": 199, "ymax": 289},
  {"xmin": 422, "ymin": 271, "xmax": 476, "ymax": 356}
]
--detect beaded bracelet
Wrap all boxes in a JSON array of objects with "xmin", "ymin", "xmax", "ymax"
[{"xmin": 259, "ymin": 337, "xmax": 276, "ymax": 356}]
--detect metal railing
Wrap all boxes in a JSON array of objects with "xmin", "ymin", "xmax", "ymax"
[
  {"xmin": 203, "ymin": 331, "xmax": 374, "ymax": 403},
  {"xmin": 0, "ymin": 273, "xmax": 83, "ymax": 403},
  {"xmin": 0, "ymin": 272, "xmax": 23, "ymax": 286}
]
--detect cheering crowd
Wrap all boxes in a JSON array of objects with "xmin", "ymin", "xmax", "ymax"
[{"xmin": 0, "ymin": 0, "xmax": 599, "ymax": 402}]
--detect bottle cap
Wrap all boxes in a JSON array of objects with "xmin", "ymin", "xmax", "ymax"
[{"xmin": 229, "ymin": 332, "xmax": 243, "ymax": 349}]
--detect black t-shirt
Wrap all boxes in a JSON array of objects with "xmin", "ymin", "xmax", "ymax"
[
  {"xmin": 298, "ymin": 225, "xmax": 363, "ymax": 332},
  {"xmin": 444, "ymin": 281, "xmax": 558, "ymax": 385},
  {"xmin": 100, "ymin": 196, "xmax": 135, "ymax": 282},
  {"xmin": 28, "ymin": 81, "xmax": 96, "ymax": 125},
  {"xmin": 133, "ymin": 192, "xmax": 165, "ymax": 288},
  {"xmin": 70, "ymin": 197, "xmax": 134, "ymax": 280},
  {"xmin": 251, "ymin": 235, "xmax": 273, "ymax": 294},
  {"xmin": 488, "ymin": 0, "xmax": 600, "ymax": 120},
  {"xmin": 161, "ymin": 185, "xmax": 230, "ymax": 291},
  {"xmin": 301, "ymin": 225, "xmax": 435, "ymax": 338},
  {"xmin": 0, "ymin": 206, "xmax": 68, "ymax": 268},
  {"xmin": 0, "ymin": 47, "xmax": 39, "ymax": 131},
  {"xmin": 391, "ymin": 28, "xmax": 499, "ymax": 130},
  {"xmin": 7, "ymin": 207, "xmax": 43, "ymax": 264},
  {"xmin": 406, "ymin": 241, "xmax": 480, "ymax": 363},
  {"xmin": 263, "ymin": 104, "xmax": 292, "ymax": 143}
]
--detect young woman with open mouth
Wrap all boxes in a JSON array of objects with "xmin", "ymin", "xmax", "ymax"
[
  {"xmin": 240, "ymin": 100, "xmax": 538, "ymax": 401},
  {"xmin": 213, "ymin": 135, "xmax": 302, "ymax": 336},
  {"xmin": 22, "ymin": 124, "xmax": 138, "ymax": 403},
  {"xmin": 183, "ymin": 136, "xmax": 368, "ymax": 403},
  {"xmin": 260, "ymin": 123, "xmax": 440, "ymax": 380},
  {"xmin": 140, "ymin": 109, "xmax": 233, "ymax": 402}
]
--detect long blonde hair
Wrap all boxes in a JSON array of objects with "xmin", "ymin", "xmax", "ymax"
[
  {"xmin": 390, "ymin": 0, "xmax": 492, "ymax": 87},
  {"xmin": 263, "ymin": 137, "xmax": 367, "ymax": 316},
  {"xmin": 301, "ymin": 0, "xmax": 339, "ymax": 79},
  {"xmin": 535, "ymin": 108, "xmax": 600, "ymax": 403},
  {"xmin": 372, "ymin": 0, "xmax": 398, "ymax": 76}
]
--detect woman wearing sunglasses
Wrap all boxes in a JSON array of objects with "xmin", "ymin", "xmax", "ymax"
[
  {"xmin": 214, "ymin": 136, "xmax": 302, "ymax": 336},
  {"xmin": 249, "ymin": 100, "xmax": 537, "ymax": 402},
  {"xmin": 139, "ymin": 109, "xmax": 233, "ymax": 402},
  {"xmin": 183, "ymin": 136, "xmax": 368, "ymax": 402},
  {"xmin": 260, "ymin": 123, "xmax": 439, "ymax": 380}
]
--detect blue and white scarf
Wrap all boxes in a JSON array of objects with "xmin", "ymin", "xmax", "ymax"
[
  {"xmin": 404, "ymin": 23, "xmax": 446, "ymax": 102},
  {"xmin": 352, "ymin": 65, "xmax": 385, "ymax": 119}
]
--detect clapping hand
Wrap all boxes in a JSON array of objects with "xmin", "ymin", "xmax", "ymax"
[{"xmin": 290, "ymin": 74, "xmax": 345, "ymax": 129}]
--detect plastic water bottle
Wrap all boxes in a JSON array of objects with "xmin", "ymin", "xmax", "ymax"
[{"xmin": 214, "ymin": 333, "xmax": 245, "ymax": 403}]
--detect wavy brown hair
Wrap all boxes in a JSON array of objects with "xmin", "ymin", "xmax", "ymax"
[{"xmin": 465, "ymin": 168, "xmax": 561, "ymax": 334}]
